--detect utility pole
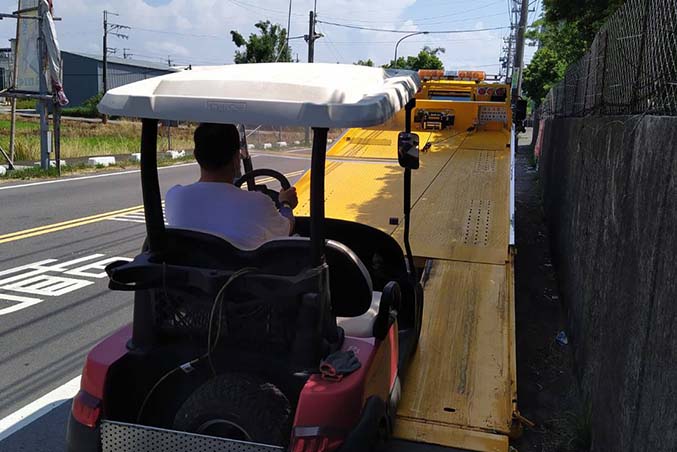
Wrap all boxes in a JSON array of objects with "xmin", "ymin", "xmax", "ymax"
[
  {"xmin": 306, "ymin": 11, "xmax": 317, "ymax": 64},
  {"xmin": 102, "ymin": 10, "xmax": 129, "ymax": 122},
  {"xmin": 512, "ymin": 0, "xmax": 529, "ymax": 99},
  {"xmin": 123, "ymin": 48, "xmax": 133, "ymax": 59},
  {"xmin": 304, "ymin": 2, "xmax": 322, "ymax": 143},
  {"xmin": 167, "ymin": 55, "xmax": 172, "ymax": 67}
]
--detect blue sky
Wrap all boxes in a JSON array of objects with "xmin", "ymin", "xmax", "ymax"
[{"xmin": 0, "ymin": 0, "xmax": 538, "ymax": 72}]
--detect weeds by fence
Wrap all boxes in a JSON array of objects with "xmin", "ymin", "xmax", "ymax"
[{"xmin": 542, "ymin": 0, "xmax": 677, "ymax": 117}]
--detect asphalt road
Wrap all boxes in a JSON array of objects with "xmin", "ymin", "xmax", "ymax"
[{"xmin": 0, "ymin": 154, "xmax": 310, "ymax": 451}]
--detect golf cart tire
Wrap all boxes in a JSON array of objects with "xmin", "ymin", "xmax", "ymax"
[{"xmin": 173, "ymin": 373, "xmax": 292, "ymax": 446}]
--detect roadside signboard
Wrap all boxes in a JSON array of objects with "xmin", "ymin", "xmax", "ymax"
[{"xmin": 15, "ymin": 0, "xmax": 40, "ymax": 92}]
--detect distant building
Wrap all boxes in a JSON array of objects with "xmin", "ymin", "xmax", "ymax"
[{"xmin": 62, "ymin": 51, "xmax": 181, "ymax": 106}]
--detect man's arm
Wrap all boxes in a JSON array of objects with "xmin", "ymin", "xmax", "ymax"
[{"xmin": 278, "ymin": 187, "xmax": 298, "ymax": 235}]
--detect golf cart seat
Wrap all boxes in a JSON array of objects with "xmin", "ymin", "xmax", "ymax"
[{"xmin": 148, "ymin": 228, "xmax": 397, "ymax": 339}]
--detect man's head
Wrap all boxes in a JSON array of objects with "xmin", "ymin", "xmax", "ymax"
[{"xmin": 193, "ymin": 123, "xmax": 241, "ymax": 172}]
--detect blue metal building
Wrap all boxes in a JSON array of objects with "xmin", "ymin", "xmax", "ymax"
[{"xmin": 62, "ymin": 51, "xmax": 180, "ymax": 106}]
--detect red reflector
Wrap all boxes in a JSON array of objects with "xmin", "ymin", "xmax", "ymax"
[
  {"xmin": 72, "ymin": 390, "xmax": 101, "ymax": 428},
  {"xmin": 291, "ymin": 436, "xmax": 343, "ymax": 452}
]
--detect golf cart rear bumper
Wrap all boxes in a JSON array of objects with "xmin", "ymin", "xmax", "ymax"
[{"xmin": 73, "ymin": 419, "xmax": 284, "ymax": 452}]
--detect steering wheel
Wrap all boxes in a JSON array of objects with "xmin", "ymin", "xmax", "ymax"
[{"xmin": 234, "ymin": 168, "xmax": 291, "ymax": 208}]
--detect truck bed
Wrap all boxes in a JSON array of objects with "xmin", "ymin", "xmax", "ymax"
[{"xmin": 294, "ymin": 125, "xmax": 516, "ymax": 452}]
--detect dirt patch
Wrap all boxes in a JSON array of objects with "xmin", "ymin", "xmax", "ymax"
[{"xmin": 512, "ymin": 137, "xmax": 589, "ymax": 452}]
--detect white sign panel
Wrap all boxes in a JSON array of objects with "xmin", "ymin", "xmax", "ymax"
[{"xmin": 15, "ymin": 0, "xmax": 41, "ymax": 92}]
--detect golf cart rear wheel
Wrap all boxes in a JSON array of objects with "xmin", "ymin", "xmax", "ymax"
[{"xmin": 173, "ymin": 373, "xmax": 291, "ymax": 446}]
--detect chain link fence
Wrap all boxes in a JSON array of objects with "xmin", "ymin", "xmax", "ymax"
[{"xmin": 542, "ymin": 0, "xmax": 677, "ymax": 117}]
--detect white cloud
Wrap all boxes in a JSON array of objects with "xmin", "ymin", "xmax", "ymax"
[{"xmin": 0, "ymin": 0, "xmax": 511, "ymax": 71}]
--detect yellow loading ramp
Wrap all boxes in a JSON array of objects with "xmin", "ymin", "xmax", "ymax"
[{"xmin": 294, "ymin": 127, "xmax": 517, "ymax": 452}]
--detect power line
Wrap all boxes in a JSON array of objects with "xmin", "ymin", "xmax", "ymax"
[
  {"xmin": 316, "ymin": 26, "xmax": 345, "ymax": 62},
  {"xmin": 316, "ymin": 20, "xmax": 509, "ymax": 34},
  {"xmin": 328, "ymin": 37, "xmax": 499, "ymax": 44},
  {"xmin": 131, "ymin": 26, "xmax": 226, "ymax": 39},
  {"xmin": 321, "ymin": 0, "xmax": 505, "ymax": 25}
]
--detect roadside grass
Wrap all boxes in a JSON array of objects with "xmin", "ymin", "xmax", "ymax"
[
  {"xmin": 0, "ymin": 115, "xmax": 194, "ymax": 161},
  {"xmin": 0, "ymin": 115, "xmax": 341, "ymax": 162}
]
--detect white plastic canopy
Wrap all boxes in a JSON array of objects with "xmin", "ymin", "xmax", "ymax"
[{"xmin": 98, "ymin": 63, "xmax": 421, "ymax": 128}]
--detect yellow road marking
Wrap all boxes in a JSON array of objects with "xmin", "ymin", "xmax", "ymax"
[
  {"xmin": 0, "ymin": 169, "xmax": 309, "ymax": 245},
  {"xmin": 0, "ymin": 205, "xmax": 144, "ymax": 244}
]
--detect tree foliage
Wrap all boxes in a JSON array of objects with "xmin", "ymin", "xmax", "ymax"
[
  {"xmin": 230, "ymin": 21, "xmax": 291, "ymax": 64},
  {"xmin": 384, "ymin": 46, "xmax": 445, "ymax": 70},
  {"xmin": 523, "ymin": 0, "xmax": 624, "ymax": 104},
  {"xmin": 354, "ymin": 59, "xmax": 374, "ymax": 67}
]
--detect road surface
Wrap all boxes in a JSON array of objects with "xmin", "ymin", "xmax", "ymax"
[{"xmin": 0, "ymin": 153, "xmax": 310, "ymax": 451}]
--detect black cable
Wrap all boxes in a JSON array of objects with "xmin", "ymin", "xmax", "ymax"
[
  {"xmin": 207, "ymin": 267, "xmax": 259, "ymax": 376},
  {"xmin": 135, "ymin": 267, "xmax": 258, "ymax": 424}
]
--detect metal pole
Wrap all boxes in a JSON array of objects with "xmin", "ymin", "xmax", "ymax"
[
  {"xmin": 9, "ymin": 29, "xmax": 20, "ymax": 167},
  {"xmin": 394, "ymin": 32, "xmax": 428, "ymax": 64},
  {"xmin": 38, "ymin": 0, "xmax": 49, "ymax": 170},
  {"xmin": 286, "ymin": 0, "xmax": 293, "ymax": 52},
  {"xmin": 102, "ymin": 10, "xmax": 108, "ymax": 124},
  {"xmin": 140, "ymin": 118, "xmax": 166, "ymax": 255},
  {"xmin": 310, "ymin": 127, "xmax": 328, "ymax": 267},
  {"xmin": 54, "ymin": 105, "xmax": 61, "ymax": 176},
  {"xmin": 102, "ymin": 10, "xmax": 107, "ymax": 93}
]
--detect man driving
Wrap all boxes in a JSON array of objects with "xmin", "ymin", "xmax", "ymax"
[{"xmin": 165, "ymin": 123, "xmax": 298, "ymax": 249}]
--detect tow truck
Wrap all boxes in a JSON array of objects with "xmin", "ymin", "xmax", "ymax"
[{"xmin": 66, "ymin": 63, "xmax": 523, "ymax": 452}]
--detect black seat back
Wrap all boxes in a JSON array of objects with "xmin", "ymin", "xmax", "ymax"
[{"xmin": 158, "ymin": 228, "xmax": 373, "ymax": 316}]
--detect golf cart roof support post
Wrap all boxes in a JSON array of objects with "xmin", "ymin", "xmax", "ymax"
[
  {"xmin": 237, "ymin": 124, "xmax": 255, "ymax": 191},
  {"xmin": 310, "ymin": 127, "xmax": 329, "ymax": 267},
  {"xmin": 140, "ymin": 118, "xmax": 167, "ymax": 257},
  {"xmin": 403, "ymin": 99, "xmax": 417, "ymax": 276}
]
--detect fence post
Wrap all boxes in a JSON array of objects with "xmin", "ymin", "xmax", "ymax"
[
  {"xmin": 599, "ymin": 30, "xmax": 609, "ymax": 115},
  {"xmin": 629, "ymin": 0, "xmax": 652, "ymax": 113}
]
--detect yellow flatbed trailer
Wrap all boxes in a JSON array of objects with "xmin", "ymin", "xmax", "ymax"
[{"xmin": 294, "ymin": 74, "xmax": 518, "ymax": 452}]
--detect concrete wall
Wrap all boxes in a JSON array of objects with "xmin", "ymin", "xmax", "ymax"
[{"xmin": 538, "ymin": 116, "xmax": 677, "ymax": 451}]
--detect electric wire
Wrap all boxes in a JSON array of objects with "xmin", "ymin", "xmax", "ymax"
[{"xmin": 316, "ymin": 20, "xmax": 509, "ymax": 34}]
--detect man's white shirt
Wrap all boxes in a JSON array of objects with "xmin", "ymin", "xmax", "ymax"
[{"xmin": 165, "ymin": 182, "xmax": 291, "ymax": 249}]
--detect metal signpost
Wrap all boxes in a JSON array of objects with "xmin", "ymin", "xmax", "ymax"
[{"xmin": 0, "ymin": 0, "xmax": 63, "ymax": 173}]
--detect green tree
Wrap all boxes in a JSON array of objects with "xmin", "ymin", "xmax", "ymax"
[
  {"xmin": 522, "ymin": 47, "xmax": 568, "ymax": 102},
  {"xmin": 354, "ymin": 59, "xmax": 374, "ymax": 67},
  {"xmin": 230, "ymin": 21, "xmax": 291, "ymax": 63},
  {"xmin": 523, "ymin": 0, "xmax": 624, "ymax": 104},
  {"xmin": 384, "ymin": 46, "xmax": 445, "ymax": 70}
]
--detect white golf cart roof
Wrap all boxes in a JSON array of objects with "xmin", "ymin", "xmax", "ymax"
[{"xmin": 98, "ymin": 63, "xmax": 421, "ymax": 128}]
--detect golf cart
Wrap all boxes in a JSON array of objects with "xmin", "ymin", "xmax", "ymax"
[{"xmin": 67, "ymin": 63, "xmax": 424, "ymax": 452}]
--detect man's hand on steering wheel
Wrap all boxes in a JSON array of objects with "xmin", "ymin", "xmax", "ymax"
[
  {"xmin": 233, "ymin": 168, "xmax": 293, "ymax": 209},
  {"xmin": 278, "ymin": 187, "xmax": 298, "ymax": 209}
]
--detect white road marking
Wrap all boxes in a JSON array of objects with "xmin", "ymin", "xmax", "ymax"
[
  {"xmin": 0, "ymin": 153, "xmax": 287, "ymax": 192},
  {"xmin": 0, "ymin": 375, "xmax": 81, "ymax": 442},
  {"xmin": 0, "ymin": 254, "xmax": 132, "ymax": 316},
  {"xmin": 0, "ymin": 163, "xmax": 198, "ymax": 192},
  {"xmin": 0, "ymin": 294, "xmax": 43, "ymax": 316}
]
